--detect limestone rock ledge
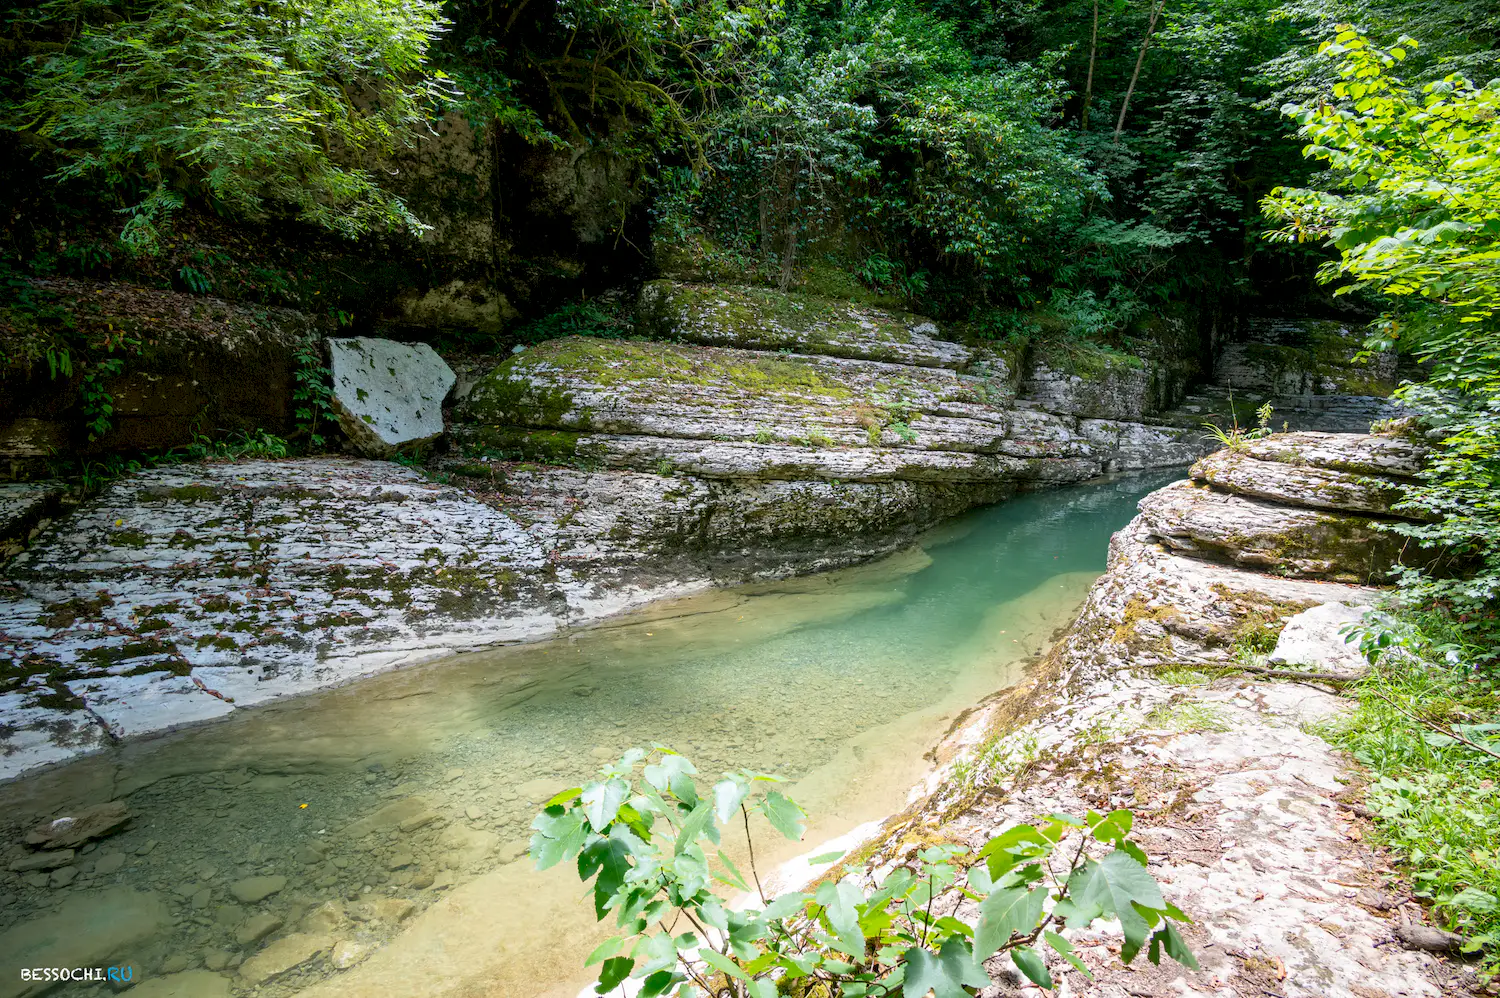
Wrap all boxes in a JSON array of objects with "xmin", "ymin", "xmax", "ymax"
[{"xmin": 832, "ymin": 430, "xmax": 1455, "ymax": 996}]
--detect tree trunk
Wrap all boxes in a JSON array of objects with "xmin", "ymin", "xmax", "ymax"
[
  {"xmin": 1113, "ymin": 0, "xmax": 1166, "ymax": 144},
  {"xmin": 1081, "ymin": 0, "xmax": 1100, "ymax": 130}
]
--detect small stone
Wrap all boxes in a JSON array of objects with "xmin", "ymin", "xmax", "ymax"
[
  {"xmin": 589, "ymin": 746, "xmax": 613, "ymax": 760},
  {"xmin": 214, "ymin": 903, "xmax": 244, "ymax": 926},
  {"xmin": 229, "ymin": 874, "xmax": 286, "ymax": 904},
  {"xmin": 387, "ymin": 851, "xmax": 415, "ymax": 870},
  {"xmin": 408, "ymin": 870, "xmax": 434, "ymax": 890},
  {"xmin": 444, "ymin": 768, "xmax": 464, "ymax": 782},
  {"xmin": 195, "ymin": 863, "xmax": 218, "ymax": 881},
  {"xmin": 22, "ymin": 871, "xmax": 49, "ymax": 888},
  {"xmin": 94, "ymin": 851, "xmax": 126, "ymax": 875},
  {"xmin": 191, "ymin": 888, "xmax": 213, "ymax": 909},
  {"xmin": 295, "ymin": 845, "xmax": 325, "ymax": 865},
  {"xmin": 396, "ymin": 810, "xmax": 440, "ymax": 834},
  {"xmin": 300, "ymin": 900, "xmax": 348, "ymax": 934},
  {"xmin": 235, "ymin": 912, "xmax": 284, "ymax": 946},
  {"xmin": 159, "ymin": 954, "xmax": 190, "ymax": 974},
  {"xmin": 9, "ymin": 849, "xmax": 75, "ymax": 872},
  {"xmin": 330, "ymin": 938, "xmax": 371, "ymax": 970},
  {"xmin": 464, "ymin": 806, "xmax": 485, "ymax": 821},
  {"xmin": 237, "ymin": 932, "xmax": 332, "ymax": 985},
  {"xmin": 49, "ymin": 866, "xmax": 78, "ymax": 888},
  {"xmin": 136, "ymin": 839, "xmax": 158, "ymax": 856},
  {"xmin": 203, "ymin": 950, "xmax": 232, "ymax": 972},
  {"xmin": 353, "ymin": 897, "xmax": 414, "ymax": 924}
]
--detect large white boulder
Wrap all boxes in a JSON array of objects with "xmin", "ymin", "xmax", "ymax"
[
  {"xmin": 329, "ymin": 337, "xmax": 456, "ymax": 457},
  {"xmin": 1269, "ymin": 601, "xmax": 1370, "ymax": 674}
]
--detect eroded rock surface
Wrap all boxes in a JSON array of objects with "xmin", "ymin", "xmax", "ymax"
[
  {"xmin": 329, "ymin": 338, "xmax": 456, "ymax": 457},
  {"xmin": 846, "ymin": 430, "xmax": 1452, "ymax": 996}
]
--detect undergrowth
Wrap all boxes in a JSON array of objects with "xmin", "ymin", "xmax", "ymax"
[{"xmin": 1323, "ymin": 613, "xmax": 1500, "ymax": 967}]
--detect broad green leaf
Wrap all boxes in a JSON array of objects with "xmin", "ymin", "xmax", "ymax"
[
  {"xmin": 675, "ymin": 801, "xmax": 715, "ymax": 855},
  {"xmin": 1010, "ymin": 945, "xmax": 1053, "ymax": 988},
  {"xmin": 585, "ymin": 936, "xmax": 624, "ymax": 967},
  {"xmin": 578, "ymin": 837, "xmax": 633, "ymax": 918},
  {"xmin": 902, "ymin": 938, "xmax": 989, "ymax": 998},
  {"xmin": 546, "ymin": 787, "xmax": 583, "ymax": 808},
  {"xmin": 1149, "ymin": 923, "xmax": 1199, "ymax": 970},
  {"xmin": 714, "ymin": 849, "xmax": 750, "ymax": 891},
  {"xmin": 815, "ymin": 877, "xmax": 866, "ymax": 958},
  {"xmin": 759, "ymin": 791, "xmax": 806, "ymax": 840},
  {"xmin": 596, "ymin": 957, "xmax": 633, "ymax": 993},
  {"xmin": 808, "ymin": 849, "xmax": 846, "ymax": 864},
  {"xmin": 1072, "ymin": 850, "xmax": 1165, "ymax": 960},
  {"xmin": 530, "ymin": 808, "xmax": 590, "ymax": 870},
  {"xmin": 697, "ymin": 949, "xmax": 747, "ymax": 980},
  {"xmin": 713, "ymin": 777, "xmax": 750, "ymax": 824},
  {"xmin": 582, "ymin": 778, "xmax": 630, "ymax": 833},
  {"xmin": 974, "ymin": 886, "xmax": 1046, "ymax": 960}
]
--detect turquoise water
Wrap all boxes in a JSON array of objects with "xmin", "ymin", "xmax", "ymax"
[{"xmin": 0, "ymin": 469, "xmax": 1179, "ymax": 998}]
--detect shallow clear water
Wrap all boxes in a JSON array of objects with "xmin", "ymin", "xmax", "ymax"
[{"xmin": 0, "ymin": 470, "xmax": 1179, "ymax": 998}]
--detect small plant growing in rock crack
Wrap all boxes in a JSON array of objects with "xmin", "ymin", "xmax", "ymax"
[
  {"xmin": 532, "ymin": 746, "xmax": 1196, "ymax": 996},
  {"xmin": 292, "ymin": 334, "xmax": 335, "ymax": 449},
  {"xmin": 1201, "ymin": 397, "xmax": 1275, "ymax": 453}
]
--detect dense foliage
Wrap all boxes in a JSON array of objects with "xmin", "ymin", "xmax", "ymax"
[
  {"xmin": 1264, "ymin": 28, "xmax": 1500, "ymax": 665},
  {"xmin": 531, "ymin": 747, "xmax": 1195, "ymax": 997}
]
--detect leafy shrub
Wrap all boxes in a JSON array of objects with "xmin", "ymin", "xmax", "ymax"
[{"xmin": 532, "ymin": 746, "xmax": 1196, "ymax": 997}]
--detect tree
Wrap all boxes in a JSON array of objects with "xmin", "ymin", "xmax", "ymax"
[
  {"xmin": 4, "ymin": 0, "xmax": 454, "ymax": 248},
  {"xmin": 1263, "ymin": 26, "xmax": 1500, "ymax": 663}
]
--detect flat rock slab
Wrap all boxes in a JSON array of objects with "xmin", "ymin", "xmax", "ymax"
[
  {"xmin": 1192, "ymin": 448, "xmax": 1416, "ymax": 517},
  {"xmin": 330, "ymin": 337, "xmax": 456, "ymax": 457},
  {"xmin": 1241, "ymin": 431, "xmax": 1425, "ymax": 478},
  {"xmin": 457, "ymin": 336, "xmax": 1207, "ymax": 479},
  {"xmin": 229, "ymin": 874, "xmax": 286, "ymax": 903},
  {"xmin": 0, "ymin": 481, "xmax": 64, "ymax": 545},
  {"xmin": 0, "ymin": 887, "xmax": 169, "ymax": 998},
  {"xmin": 65, "ymin": 672, "xmax": 235, "ymax": 738},
  {"xmin": 25, "ymin": 800, "xmax": 130, "ymax": 848},
  {"xmin": 239, "ymin": 931, "xmax": 332, "ymax": 985},
  {"xmin": 1137, "ymin": 479, "xmax": 1411, "ymax": 582},
  {"xmin": 638, "ymin": 281, "xmax": 974, "ymax": 370},
  {"xmin": 1270, "ymin": 601, "xmax": 1371, "ymax": 674},
  {"xmin": 0, "ymin": 458, "xmax": 702, "ymax": 779}
]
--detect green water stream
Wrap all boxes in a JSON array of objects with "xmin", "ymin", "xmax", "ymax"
[{"xmin": 0, "ymin": 469, "xmax": 1179, "ymax": 998}]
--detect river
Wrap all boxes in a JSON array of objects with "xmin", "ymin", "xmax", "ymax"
[{"xmin": 0, "ymin": 469, "xmax": 1180, "ymax": 998}]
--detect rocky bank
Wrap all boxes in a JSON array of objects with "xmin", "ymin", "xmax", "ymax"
[{"xmin": 838, "ymin": 429, "xmax": 1470, "ymax": 997}]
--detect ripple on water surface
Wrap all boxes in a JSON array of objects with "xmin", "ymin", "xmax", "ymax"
[{"xmin": 0, "ymin": 470, "xmax": 1181, "ymax": 998}]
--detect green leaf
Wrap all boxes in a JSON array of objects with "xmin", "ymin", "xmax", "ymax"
[
  {"xmin": 674, "ymin": 801, "xmax": 716, "ymax": 855},
  {"xmin": 714, "ymin": 849, "xmax": 750, "ymax": 891},
  {"xmin": 1150, "ymin": 923, "xmax": 1199, "ymax": 970},
  {"xmin": 902, "ymin": 938, "xmax": 990, "ymax": 998},
  {"xmin": 578, "ymin": 836, "xmax": 633, "ymax": 919},
  {"xmin": 697, "ymin": 949, "xmax": 747, "ymax": 980},
  {"xmin": 585, "ymin": 936, "xmax": 624, "ymax": 967},
  {"xmin": 581, "ymin": 779, "xmax": 630, "ymax": 833},
  {"xmin": 1044, "ymin": 930, "xmax": 1093, "ymax": 979},
  {"xmin": 713, "ymin": 777, "xmax": 749, "ymax": 824},
  {"xmin": 1010, "ymin": 945, "xmax": 1053, "ymax": 988},
  {"xmin": 815, "ymin": 877, "xmax": 866, "ymax": 958},
  {"xmin": 808, "ymin": 849, "xmax": 846, "ymax": 864},
  {"xmin": 546, "ymin": 787, "xmax": 583, "ymax": 808},
  {"xmin": 759, "ymin": 791, "xmax": 806, "ymax": 840},
  {"xmin": 974, "ymin": 886, "xmax": 1046, "ymax": 960},
  {"xmin": 1071, "ymin": 850, "xmax": 1165, "ymax": 960},
  {"xmin": 530, "ymin": 808, "xmax": 590, "ymax": 870},
  {"xmin": 596, "ymin": 956, "xmax": 634, "ymax": 993}
]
